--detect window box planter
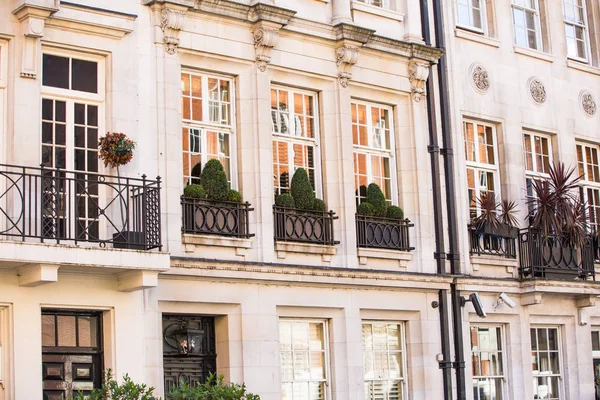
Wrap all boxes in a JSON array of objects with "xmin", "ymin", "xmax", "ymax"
[
  {"xmin": 475, "ymin": 221, "xmax": 519, "ymax": 239},
  {"xmin": 273, "ymin": 205, "xmax": 338, "ymax": 245},
  {"xmin": 355, "ymin": 214, "xmax": 413, "ymax": 251},
  {"xmin": 181, "ymin": 197, "xmax": 254, "ymax": 238}
]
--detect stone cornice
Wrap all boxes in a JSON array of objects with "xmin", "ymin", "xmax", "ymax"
[
  {"xmin": 333, "ymin": 22, "xmax": 374, "ymax": 44},
  {"xmin": 455, "ymin": 275, "xmax": 600, "ymax": 296},
  {"xmin": 248, "ymin": 2, "xmax": 296, "ymax": 25},
  {"xmin": 143, "ymin": 0, "xmax": 195, "ymax": 8},
  {"xmin": 12, "ymin": 3, "xmax": 58, "ymax": 21},
  {"xmin": 367, "ymin": 36, "xmax": 444, "ymax": 63},
  {"xmin": 193, "ymin": 0, "xmax": 296, "ymax": 25}
]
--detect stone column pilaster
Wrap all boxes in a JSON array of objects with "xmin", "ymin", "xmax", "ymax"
[{"xmin": 331, "ymin": 0, "xmax": 353, "ymax": 25}]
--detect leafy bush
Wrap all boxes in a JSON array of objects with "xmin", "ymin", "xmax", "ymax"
[
  {"xmin": 366, "ymin": 183, "xmax": 387, "ymax": 217},
  {"xmin": 312, "ymin": 198, "xmax": 327, "ymax": 212},
  {"xmin": 275, "ymin": 193, "xmax": 296, "ymax": 208},
  {"xmin": 201, "ymin": 159, "xmax": 230, "ymax": 202},
  {"xmin": 166, "ymin": 373, "xmax": 259, "ymax": 400},
  {"xmin": 72, "ymin": 370, "xmax": 157, "ymax": 400},
  {"xmin": 386, "ymin": 205, "xmax": 404, "ymax": 220},
  {"xmin": 357, "ymin": 202, "xmax": 375, "ymax": 217},
  {"xmin": 190, "ymin": 162, "xmax": 202, "ymax": 185},
  {"xmin": 229, "ymin": 189, "xmax": 242, "ymax": 203},
  {"xmin": 290, "ymin": 168, "xmax": 315, "ymax": 210},
  {"xmin": 184, "ymin": 184, "xmax": 205, "ymax": 199}
]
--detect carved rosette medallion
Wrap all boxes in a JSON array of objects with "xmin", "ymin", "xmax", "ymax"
[
  {"xmin": 580, "ymin": 90, "xmax": 597, "ymax": 117},
  {"xmin": 252, "ymin": 26, "xmax": 280, "ymax": 72},
  {"xmin": 335, "ymin": 45, "xmax": 359, "ymax": 88},
  {"xmin": 160, "ymin": 8, "xmax": 185, "ymax": 55},
  {"xmin": 528, "ymin": 77, "xmax": 547, "ymax": 105},
  {"xmin": 470, "ymin": 63, "xmax": 489, "ymax": 94}
]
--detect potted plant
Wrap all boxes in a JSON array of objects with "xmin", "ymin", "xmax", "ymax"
[
  {"xmin": 471, "ymin": 192, "xmax": 519, "ymax": 239},
  {"xmin": 97, "ymin": 132, "xmax": 142, "ymax": 249}
]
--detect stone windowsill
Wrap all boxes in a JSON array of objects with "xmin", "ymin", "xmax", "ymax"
[
  {"xmin": 351, "ymin": 1, "xmax": 404, "ymax": 22},
  {"xmin": 470, "ymin": 254, "xmax": 518, "ymax": 274},
  {"xmin": 454, "ymin": 28, "xmax": 500, "ymax": 48},
  {"xmin": 182, "ymin": 233, "xmax": 252, "ymax": 257},
  {"xmin": 275, "ymin": 241, "xmax": 337, "ymax": 263},
  {"xmin": 513, "ymin": 45, "xmax": 554, "ymax": 63},
  {"xmin": 566, "ymin": 59, "xmax": 600, "ymax": 76},
  {"xmin": 358, "ymin": 247, "xmax": 412, "ymax": 269}
]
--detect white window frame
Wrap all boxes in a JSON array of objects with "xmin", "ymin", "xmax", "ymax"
[
  {"xmin": 563, "ymin": 0, "xmax": 591, "ymax": 62},
  {"xmin": 464, "ymin": 119, "xmax": 500, "ymax": 217},
  {"xmin": 455, "ymin": 0, "xmax": 488, "ymax": 34},
  {"xmin": 271, "ymin": 85, "xmax": 322, "ymax": 198},
  {"xmin": 511, "ymin": 0, "xmax": 542, "ymax": 50},
  {"xmin": 352, "ymin": 100, "xmax": 398, "ymax": 206},
  {"xmin": 577, "ymin": 142, "xmax": 600, "ymax": 232},
  {"xmin": 181, "ymin": 71, "xmax": 237, "ymax": 188},
  {"xmin": 470, "ymin": 325, "xmax": 506, "ymax": 400},
  {"xmin": 279, "ymin": 318, "xmax": 331, "ymax": 400},
  {"xmin": 0, "ymin": 40, "xmax": 7, "ymax": 166},
  {"xmin": 524, "ymin": 132, "xmax": 552, "ymax": 212},
  {"xmin": 530, "ymin": 326, "xmax": 564, "ymax": 400},
  {"xmin": 354, "ymin": 0, "xmax": 390, "ymax": 10},
  {"xmin": 362, "ymin": 321, "xmax": 408, "ymax": 400}
]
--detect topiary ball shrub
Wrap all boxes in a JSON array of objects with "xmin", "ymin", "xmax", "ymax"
[
  {"xmin": 387, "ymin": 205, "xmax": 404, "ymax": 220},
  {"xmin": 312, "ymin": 198, "xmax": 327, "ymax": 212},
  {"xmin": 229, "ymin": 189, "xmax": 242, "ymax": 203},
  {"xmin": 290, "ymin": 168, "xmax": 315, "ymax": 210},
  {"xmin": 357, "ymin": 202, "xmax": 375, "ymax": 217},
  {"xmin": 366, "ymin": 183, "xmax": 387, "ymax": 217},
  {"xmin": 201, "ymin": 159, "xmax": 230, "ymax": 202},
  {"xmin": 184, "ymin": 184, "xmax": 205, "ymax": 199},
  {"xmin": 275, "ymin": 193, "xmax": 296, "ymax": 208},
  {"xmin": 190, "ymin": 162, "xmax": 202, "ymax": 185}
]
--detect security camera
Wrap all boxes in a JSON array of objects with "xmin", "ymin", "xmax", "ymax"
[
  {"xmin": 493, "ymin": 293, "xmax": 516, "ymax": 311},
  {"xmin": 461, "ymin": 292, "xmax": 487, "ymax": 318}
]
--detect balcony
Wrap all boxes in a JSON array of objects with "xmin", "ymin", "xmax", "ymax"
[
  {"xmin": 0, "ymin": 163, "xmax": 167, "ymax": 290},
  {"xmin": 356, "ymin": 215, "xmax": 413, "ymax": 251},
  {"xmin": 468, "ymin": 225, "xmax": 517, "ymax": 259},
  {"xmin": 181, "ymin": 197, "xmax": 254, "ymax": 238},
  {"xmin": 518, "ymin": 229, "xmax": 595, "ymax": 280},
  {"xmin": 273, "ymin": 205, "xmax": 338, "ymax": 246}
]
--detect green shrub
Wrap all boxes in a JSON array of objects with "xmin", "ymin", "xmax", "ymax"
[
  {"xmin": 183, "ymin": 184, "xmax": 205, "ymax": 199},
  {"xmin": 166, "ymin": 373, "xmax": 259, "ymax": 400},
  {"xmin": 275, "ymin": 193, "xmax": 296, "ymax": 208},
  {"xmin": 312, "ymin": 198, "xmax": 327, "ymax": 212},
  {"xmin": 190, "ymin": 162, "xmax": 202, "ymax": 185},
  {"xmin": 290, "ymin": 168, "xmax": 315, "ymax": 210},
  {"xmin": 357, "ymin": 202, "xmax": 375, "ymax": 217},
  {"xmin": 229, "ymin": 189, "xmax": 242, "ymax": 203},
  {"xmin": 72, "ymin": 369, "xmax": 157, "ymax": 400},
  {"xmin": 366, "ymin": 183, "xmax": 387, "ymax": 217},
  {"xmin": 201, "ymin": 159, "xmax": 230, "ymax": 202},
  {"xmin": 386, "ymin": 205, "xmax": 404, "ymax": 220}
]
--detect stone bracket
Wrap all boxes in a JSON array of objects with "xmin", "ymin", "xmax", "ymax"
[
  {"xmin": 575, "ymin": 295, "xmax": 596, "ymax": 308},
  {"xmin": 18, "ymin": 263, "xmax": 59, "ymax": 287},
  {"xmin": 335, "ymin": 42, "xmax": 360, "ymax": 88},
  {"xmin": 521, "ymin": 292, "xmax": 543, "ymax": 306},
  {"xmin": 145, "ymin": 1, "xmax": 193, "ymax": 54},
  {"xmin": 252, "ymin": 20, "xmax": 281, "ymax": 72},
  {"xmin": 117, "ymin": 270, "xmax": 159, "ymax": 292},
  {"xmin": 408, "ymin": 59, "xmax": 430, "ymax": 102}
]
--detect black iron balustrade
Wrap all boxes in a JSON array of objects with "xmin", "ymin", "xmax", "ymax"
[
  {"xmin": 0, "ymin": 163, "xmax": 161, "ymax": 250},
  {"xmin": 181, "ymin": 197, "xmax": 254, "ymax": 238},
  {"xmin": 273, "ymin": 205, "xmax": 339, "ymax": 245},
  {"xmin": 468, "ymin": 225, "xmax": 517, "ymax": 259},
  {"xmin": 356, "ymin": 215, "xmax": 414, "ymax": 251},
  {"xmin": 518, "ymin": 228, "xmax": 595, "ymax": 280}
]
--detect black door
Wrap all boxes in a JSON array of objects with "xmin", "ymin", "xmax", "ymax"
[{"xmin": 42, "ymin": 310, "xmax": 103, "ymax": 400}]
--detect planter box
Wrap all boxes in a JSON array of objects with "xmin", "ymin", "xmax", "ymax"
[
  {"xmin": 475, "ymin": 222, "xmax": 519, "ymax": 239},
  {"xmin": 113, "ymin": 231, "xmax": 147, "ymax": 250}
]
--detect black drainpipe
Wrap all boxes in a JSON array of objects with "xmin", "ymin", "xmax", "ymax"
[{"xmin": 419, "ymin": 1, "xmax": 452, "ymax": 399}]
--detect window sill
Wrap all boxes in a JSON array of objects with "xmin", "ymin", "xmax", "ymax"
[
  {"xmin": 351, "ymin": 1, "xmax": 404, "ymax": 22},
  {"xmin": 455, "ymin": 28, "xmax": 500, "ymax": 48},
  {"xmin": 513, "ymin": 46, "xmax": 554, "ymax": 63},
  {"xmin": 566, "ymin": 59, "xmax": 600, "ymax": 76},
  {"xmin": 358, "ymin": 247, "xmax": 411, "ymax": 269},
  {"xmin": 182, "ymin": 233, "xmax": 252, "ymax": 257},
  {"xmin": 275, "ymin": 241, "xmax": 337, "ymax": 263},
  {"xmin": 470, "ymin": 254, "xmax": 518, "ymax": 274}
]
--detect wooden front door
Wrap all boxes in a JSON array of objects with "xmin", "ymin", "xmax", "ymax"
[{"xmin": 42, "ymin": 310, "xmax": 103, "ymax": 400}]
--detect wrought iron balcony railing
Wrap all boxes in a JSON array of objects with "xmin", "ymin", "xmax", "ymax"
[
  {"xmin": 356, "ymin": 215, "xmax": 414, "ymax": 251},
  {"xmin": 468, "ymin": 225, "xmax": 517, "ymax": 259},
  {"xmin": 181, "ymin": 197, "xmax": 254, "ymax": 238},
  {"xmin": 273, "ymin": 205, "xmax": 339, "ymax": 245},
  {"xmin": 518, "ymin": 228, "xmax": 595, "ymax": 280},
  {"xmin": 0, "ymin": 163, "xmax": 161, "ymax": 250}
]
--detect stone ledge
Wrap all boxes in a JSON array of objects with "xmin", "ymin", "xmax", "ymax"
[
  {"xmin": 566, "ymin": 59, "xmax": 600, "ymax": 76},
  {"xmin": 182, "ymin": 233, "xmax": 252, "ymax": 257},
  {"xmin": 470, "ymin": 254, "xmax": 518, "ymax": 274},
  {"xmin": 513, "ymin": 45, "xmax": 554, "ymax": 63},
  {"xmin": 275, "ymin": 241, "xmax": 336, "ymax": 263},
  {"xmin": 454, "ymin": 28, "xmax": 500, "ymax": 48},
  {"xmin": 357, "ymin": 248, "xmax": 411, "ymax": 269},
  {"xmin": 351, "ymin": 1, "xmax": 405, "ymax": 22}
]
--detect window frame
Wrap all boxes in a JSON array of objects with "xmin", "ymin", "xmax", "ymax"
[
  {"xmin": 511, "ymin": 0, "xmax": 543, "ymax": 50},
  {"xmin": 463, "ymin": 119, "xmax": 501, "ymax": 217},
  {"xmin": 361, "ymin": 320, "xmax": 408, "ymax": 400},
  {"xmin": 181, "ymin": 70, "xmax": 238, "ymax": 189},
  {"xmin": 0, "ymin": 40, "xmax": 7, "ymax": 167},
  {"xmin": 271, "ymin": 85, "xmax": 322, "ymax": 198},
  {"xmin": 470, "ymin": 324, "xmax": 506, "ymax": 400},
  {"xmin": 563, "ymin": 0, "xmax": 592, "ymax": 63},
  {"xmin": 530, "ymin": 326, "xmax": 564, "ymax": 400},
  {"xmin": 351, "ymin": 99, "xmax": 398, "ymax": 206},
  {"xmin": 455, "ymin": 0, "xmax": 488, "ymax": 34},
  {"xmin": 355, "ymin": 0, "xmax": 390, "ymax": 10},
  {"xmin": 278, "ymin": 318, "xmax": 331, "ymax": 400},
  {"xmin": 523, "ymin": 132, "xmax": 553, "ymax": 212},
  {"xmin": 576, "ymin": 142, "xmax": 600, "ymax": 231}
]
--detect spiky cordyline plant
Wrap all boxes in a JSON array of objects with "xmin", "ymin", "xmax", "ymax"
[
  {"xmin": 472, "ymin": 193, "xmax": 519, "ymax": 231},
  {"xmin": 499, "ymin": 199, "xmax": 519, "ymax": 227}
]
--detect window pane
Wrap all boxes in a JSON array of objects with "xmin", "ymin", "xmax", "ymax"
[
  {"xmin": 43, "ymin": 54, "xmax": 69, "ymax": 89},
  {"xmin": 72, "ymin": 59, "xmax": 98, "ymax": 93},
  {"xmin": 57, "ymin": 315, "xmax": 77, "ymax": 347},
  {"xmin": 42, "ymin": 315, "xmax": 56, "ymax": 346}
]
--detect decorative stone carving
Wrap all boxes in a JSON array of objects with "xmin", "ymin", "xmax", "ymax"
[
  {"xmin": 160, "ymin": 8, "xmax": 185, "ymax": 54},
  {"xmin": 408, "ymin": 60, "xmax": 430, "ymax": 102},
  {"xmin": 470, "ymin": 63, "xmax": 489, "ymax": 94},
  {"xmin": 580, "ymin": 90, "xmax": 597, "ymax": 117},
  {"xmin": 252, "ymin": 24, "xmax": 280, "ymax": 72},
  {"xmin": 528, "ymin": 77, "xmax": 546, "ymax": 105},
  {"xmin": 335, "ymin": 45, "xmax": 359, "ymax": 88}
]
